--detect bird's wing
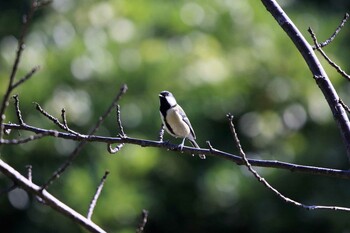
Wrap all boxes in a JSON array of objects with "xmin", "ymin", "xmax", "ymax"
[{"xmin": 176, "ymin": 106, "xmax": 196, "ymax": 140}]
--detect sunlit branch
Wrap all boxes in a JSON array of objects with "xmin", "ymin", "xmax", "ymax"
[
  {"xmin": 0, "ymin": 159, "xmax": 106, "ymax": 233},
  {"xmin": 87, "ymin": 171, "xmax": 110, "ymax": 220}
]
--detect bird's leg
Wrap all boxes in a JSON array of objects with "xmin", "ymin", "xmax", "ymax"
[{"xmin": 178, "ymin": 138, "xmax": 186, "ymax": 151}]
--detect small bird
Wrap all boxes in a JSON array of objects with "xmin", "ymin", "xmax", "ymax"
[{"xmin": 159, "ymin": 91, "xmax": 205, "ymax": 159}]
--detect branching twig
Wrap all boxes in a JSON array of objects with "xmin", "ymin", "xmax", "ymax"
[
  {"xmin": 311, "ymin": 13, "xmax": 349, "ymax": 49},
  {"xmin": 260, "ymin": 0, "xmax": 350, "ymax": 161},
  {"xmin": 339, "ymin": 99, "xmax": 350, "ymax": 115},
  {"xmin": 87, "ymin": 171, "xmax": 110, "ymax": 220},
  {"xmin": 227, "ymin": 113, "xmax": 350, "ymax": 212},
  {"xmin": 13, "ymin": 95, "xmax": 24, "ymax": 125},
  {"xmin": 35, "ymin": 102, "xmax": 81, "ymax": 136},
  {"xmin": 108, "ymin": 105, "xmax": 126, "ymax": 154},
  {"xmin": 3, "ymin": 121, "xmax": 350, "ymax": 179},
  {"xmin": 12, "ymin": 66, "xmax": 40, "ymax": 89},
  {"xmin": 1, "ymin": 132, "xmax": 53, "ymax": 144},
  {"xmin": 0, "ymin": 159, "xmax": 106, "ymax": 233},
  {"xmin": 308, "ymin": 27, "xmax": 350, "ymax": 81},
  {"xmin": 0, "ymin": 1, "xmax": 43, "ymax": 139},
  {"xmin": 60, "ymin": 108, "xmax": 80, "ymax": 135},
  {"xmin": 136, "ymin": 209, "xmax": 149, "ymax": 233},
  {"xmin": 41, "ymin": 84, "xmax": 128, "ymax": 190}
]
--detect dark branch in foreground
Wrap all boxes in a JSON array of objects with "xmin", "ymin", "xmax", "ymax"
[
  {"xmin": 0, "ymin": 159, "xmax": 106, "ymax": 233},
  {"xmin": 3, "ymin": 122, "xmax": 350, "ymax": 180},
  {"xmin": 227, "ymin": 114, "xmax": 350, "ymax": 212},
  {"xmin": 136, "ymin": 209, "xmax": 149, "ymax": 233},
  {"xmin": 260, "ymin": 0, "xmax": 350, "ymax": 161}
]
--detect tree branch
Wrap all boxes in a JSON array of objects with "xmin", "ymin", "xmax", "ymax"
[
  {"xmin": 3, "ymin": 121, "xmax": 350, "ymax": 179},
  {"xmin": 41, "ymin": 84, "xmax": 128, "ymax": 190},
  {"xmin": 87, "ymin": 171, "xmax": 109, "ymax": 220},
  {"xmin": 311, "ymin": 13, "xmax": 349, "ymax": 49},
  {"xmin": 136, "ymin": 209, "xmax": 149, "ymax": 233},
  {"xmin": 0, "ymin": 159, "xmax": 106, "ymax": 233},
  {"xmin": 227, "ymin": 114, "xmax": 350, "ymax": 212},
  {"xmin": 308, "ymin": 27, "xmax": 350, "ymax": 81},
  {"xmin": 0, "ymin": 1, "xmax": 42, "ymax": 139},
  {"xmin": 260, "ymin": 0, "xmax": 350, "ymax": 161}
]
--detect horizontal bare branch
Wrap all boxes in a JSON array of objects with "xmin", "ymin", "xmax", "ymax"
[{"xmin": 3, "ymin": 122, "xmax": 350, "ymax": 180}]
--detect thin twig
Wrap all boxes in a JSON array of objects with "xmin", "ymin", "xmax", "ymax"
[
  {"xmin": 136, "ymin": 209, "xmax": 149, "ymax": 233},
  {"xmin": 227, "ymin": 113, "xmax": 350, "ymax": 212},
  {"xmin": 61, "ymin": 108, "xmax": 68, "ymax": 127},
  {"xmin": 87, "ymin": 171, "xmax": 110, "ymax": 220},
  {"xmin": 26, "ymin": 165, "xmax": 32, "ymax": 183},
  {"xmin": 311, "ymin": 13, "xmax": 349, "ymax": 49},
  {"xmin": 41, "ymin": 84, "xmax": 128, "ymax": 190},
  {"xmin": 107, "ymin": 104, "xmax": 126, "ymax": 154},
  {"xmin": 35, "ymin": 102, "xmax": 66, "ymax": 128},
  {"xmin": 35, "ymin": 103, "xmax": 81, "ymax": 136},
  {"xmin": 12, "ymin": 66, "xmax": 40, "ymax": 89},
  {"xmin": 116, "ymin": 104, "xmax": 126, "ymax": 137},
  {"xmin": 0, "ymin": 1, "xmax": 42, "ymax": 139},
  {"xmin": 13, "ymin": 95, "xmax": 24, "ymax": 125},
  {"xmin": 308, "ymin": 27, "xmax": 350, "ymax": 81},
  {"xmin": 0, "ymin": 132, "xmax": 53, "ymax": 144},
  {"xmin": 339, "ymin": 99, "xmax": 350, "ymax": 114}
]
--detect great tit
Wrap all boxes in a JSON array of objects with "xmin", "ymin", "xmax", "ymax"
[{"xmin": 159, "ymin": 91, "xmax": 206, "ymax": 159}]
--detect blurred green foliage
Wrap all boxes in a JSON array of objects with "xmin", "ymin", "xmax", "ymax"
[{"xmin": 1, "ymin": 0, "xmax": 350, "ymax": 232}]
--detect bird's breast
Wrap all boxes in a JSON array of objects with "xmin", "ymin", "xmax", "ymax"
[{"xmin": 166, "ymin": 109, "xmax": 190, "ymax": 138}]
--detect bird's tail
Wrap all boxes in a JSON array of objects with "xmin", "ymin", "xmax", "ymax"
[{"xmin": 189, "ymin": 139, "xmax": 206, "ymax": 159}]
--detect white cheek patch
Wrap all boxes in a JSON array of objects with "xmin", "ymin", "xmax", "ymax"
[{"xmin": 166, "ymin": 96, "xmax": 177, "ymax": 107}]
